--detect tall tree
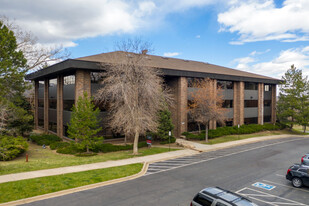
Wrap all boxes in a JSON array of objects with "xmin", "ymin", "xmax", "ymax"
[
  {"xmin": 0, "ymin": 16, "xmax": 70, "ymax": 71},
  {"xmin": 95, "ymin": 39, "xmax": 172, "ymax": 155},
  {"xmin": 0, "ymin": 21, "xmax": 27, "ymax": 99},
  {"xmin": 68, "ymin": 92, "xmax": 102, "ymax": 153},
  {"xmin": 189, "ymin": 78, "xmax": 227, "ymax": 142},
  {"xmin": 277, "ymin": 65, "xmax": 309, "ymax": 130},
  {"xmin": 156, "ymin": 109, "xmax": 174, "ymax": 140}
]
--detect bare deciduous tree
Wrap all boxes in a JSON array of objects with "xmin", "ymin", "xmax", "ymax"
[
  {"xmin": 1, "ymin": 15, "xmax": 70, "ymax": 71},
  {"xmin": 189, "ymin": 78, "xmax": 227, "ymax": 142},
  {"xmin": 95, "ymin": 39, "xmax": 172, "ymax": 154}
]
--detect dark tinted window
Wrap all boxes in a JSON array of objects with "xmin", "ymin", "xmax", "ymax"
[
  {"xmin": 193, "ymin": 194, "xmax": 214, "ymax": 206},
  {"xmin": 222, "ymin": 100, "xmax": 233, "ymax": 108},
  {"xmin": 245, "ymin": 82, "xmax": 258, "ymax": 90},
  {"xmin": 216, "ymin": 202, "xmax": 229, "ymax": 206},
  {"xmin": 244, "ymin": 100, "xmax": 258, "ymax": 107},
  {"xmin": 217, "ymin": 81, "xmax": 233, "ymax": 89}
]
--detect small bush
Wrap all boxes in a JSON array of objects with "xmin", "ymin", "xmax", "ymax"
[
  {"xmin": 160, "ymin": 137, "xmax": 176, "ymax": 145},
  {"xmin": 56, "ymin": 141, "xmax": 148, "ymax": 155},
  {"xmin": 56, "ymin": 143, "xmax": 84, "ymax": 154},
  {"xmin": 0, "ymin": 135, "xmax": 28, "ymax": 161},
  {"xmin": 30, "ymin": 134, "xmax": 61, "ymax": 146},
  {"xmin": 50, "ymin": 142, "xmax": 70, "ymax": 150},
  {"xmin": 182, "ymin": 123, "xmax": 284, "ymax": 140}
]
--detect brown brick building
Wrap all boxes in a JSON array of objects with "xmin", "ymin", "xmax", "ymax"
[{"xmin": 26, "ymin": 51, "xmax": 280, "ymax": 138}]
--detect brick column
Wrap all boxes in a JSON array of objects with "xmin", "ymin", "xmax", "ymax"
[
  {"xmin": 209, "ymin": 79, "xmax": 217, "ymax": 130},
  {"xmin": 44, "ymin": 79, "xmax": 49, "ymax": 132},
  {"xmin": 271, "ymin": 85, "xmax": 277, "ymax": 123},
  {"xmin": 75, "ymin": 70, "xmax": 91, "ymax": 104},
  {"xmin": 233, "ymin": 81, "xmax": 244, "ymax": 125},
  {"xmin": 258, "ymin": 83, "xmax": 264, "ymax": 125},
  {"xmin": 34, "ymin": 81, "xmax": 39, "ymax": 130},
  {"xmin": 57, "ymin": 75, "xmax": 64, "ymax": 137},
  {"xmin": 178, "ymin": 77, "xmax": 188, "ymax": 138},
  {"xmin": 168, "ymin": 77, "xmax": 188, "ymax": 138}
]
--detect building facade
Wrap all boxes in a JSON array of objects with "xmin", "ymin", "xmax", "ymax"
[{"xmin": 27, "ymin": 51, "xmax": 280, "ymax": 138}]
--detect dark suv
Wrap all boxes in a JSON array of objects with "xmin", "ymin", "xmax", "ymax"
[
  {"xmin": 286, "ymin": 164, "xmax": 309, "ymax": 188},
  {"xmin": 191, "ymin": 187, "xmax": 257, "ymax": 206}
]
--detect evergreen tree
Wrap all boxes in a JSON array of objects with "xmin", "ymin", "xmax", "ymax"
[
  {"xmin": 156, "ymin": 109, "xmax": 174, "ymax": 140},
  {"xmin": 0, "ymin": 21, "xmax": 27, "ymax": 99},
  {"xmin": 0, "ymin": 21, "xmax": 32, "ymax": 136},
  {"xmin": 277, "ymin": 65, "xmax": 309, "ymax": 130},
  {"xmin": 68, "ymin": 92, "xmax": 102, "ymax": 153}
]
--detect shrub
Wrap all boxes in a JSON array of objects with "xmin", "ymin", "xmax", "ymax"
[
  {"xmin": 160, "ymin": 137, "xmax": 176, "ymax": 145},
  {"xmin": 0, "ymin": 135, "xmax": 28, "ymax": 161},
  {"xmin": 30, "ymin": 134, "xmax": 61, "ymax": 146},
  {"xmin": 182, "ymin": 123, "xmax": 284, "ymax": 140},
  {"xmin": 50, "ymin": 142, "xmax": 70, "ymax": 150},
  {"xmin": 56, "ymin": 141, "xmax": 148, "ymax": 155}
]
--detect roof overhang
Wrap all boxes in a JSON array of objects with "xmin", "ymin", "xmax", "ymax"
[{"xmin": 26, "ymin": 59, "xmax": 281, "ymax": 84}]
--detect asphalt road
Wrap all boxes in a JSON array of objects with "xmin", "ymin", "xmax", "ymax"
[{"xmin": 23, "ymin": 137, "xmax": 309, "ymax": 206}]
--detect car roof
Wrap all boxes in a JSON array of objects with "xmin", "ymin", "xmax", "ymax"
[{"xmin": 200, "ymin": 187, "xmax": 252, "ymax": 205}]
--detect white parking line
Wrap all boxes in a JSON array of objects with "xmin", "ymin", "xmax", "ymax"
[
  {"xmin": 237, "ymin": 187, "xmax": 309, "ymax": 206},
  {"xmin": 276, "ymin": 174, "xmax": 285, "ymax": 177}
]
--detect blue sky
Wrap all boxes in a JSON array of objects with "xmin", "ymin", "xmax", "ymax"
[{"xmin": 1, "ymin": 0, "xmax": 309, "ymax": 79}]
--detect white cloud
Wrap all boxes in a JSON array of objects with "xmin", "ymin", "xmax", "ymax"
[
  {"xmin": 163, "ymin": 52, "xmax": 180, "ymax": 57},
  {"xmin": 0, "ymin": 0, "xmax": 221, "ymax": 47},
  {"xmin": 196, "ymin": 35, "xmax": 201, "ymax": 38},
  {"xmin": 218, "ymin": 0, "xmax": 309, "ymax": 44},
  {"xmin": 233, "ymin": 47, "xmax": 309, "ymax": 79}
]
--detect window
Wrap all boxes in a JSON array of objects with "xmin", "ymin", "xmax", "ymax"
[
  {"xmin": 188, "ymin": 77, "xmax": 203, "ymax": 87},
  {"xmin": 245, "ymin": 82, "xmax": 258, "ymax": 90},
  {"xmin": 264, "ymin": 84, "xmax": 272, "ymax": 91},
  {"xmin": 217, "ymin": 80, "xmax": 233, "ymax": 89},
  {"xmin": 222, "ymin": 100, "xmax": 233, "ymax": 108},
  {"xmin": 193, "ymin": 194, "xmax": 214, "ymax": 206},
  {"xmin": 264, "ymin": 116, "xmax": 271, "ymax": 123},
  {"xmin": 244, "ymin": 117, "xmax": 258, "ymax": 124},
  {"xmin": 244, "ymin": 100, "xmax": 258, "ymax": 107},
  {"xmin": 216, "ymin": 202, "xmax": 230, "ymax": 206},
  {"xmin": 264, "ymin": 100, "xmax": 271, "ymax": 107}
]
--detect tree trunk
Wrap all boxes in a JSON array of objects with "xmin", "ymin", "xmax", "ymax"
[
  {"xmin": 304, "ymin": 125, "xmax": 307, "ymax": 133},
  {"xmin": 133, "ymin": 130, "xmax": 139, "ymax": 155},
  {"xmin": 205, "ymin": 123, "xmax": 209, "ymax": 142},
  {"xmin": 198, "ymin": 123, "xmax": 201, "ymax": 134},
  {"xmin": 86, "ymin": 145, "xmax": 89, "ymax": 153}
]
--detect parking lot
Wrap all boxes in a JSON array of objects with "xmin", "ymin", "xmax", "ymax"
[{"xmin": 236, "ymin": 171, "xmax": 309, "ymax": 206}]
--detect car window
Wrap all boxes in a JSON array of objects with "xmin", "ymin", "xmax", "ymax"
[
  {"xmin": 298, "ymin": 169, "xmax": 308, "ymax": 173},
  {"xmin": 193, "ymin": 194, "xmax": 214, "ymax": 206},
  {"xmin": 216, "ymin": 201, "xmax": 230, "ymax": 206}
]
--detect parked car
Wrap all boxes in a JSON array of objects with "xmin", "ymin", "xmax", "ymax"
[
  {"xmin": 301, "ymin": 154, "xmax": 309, "ymax": 165},
  {"xmin": 191, "ymin": 187, "xmax": 258, "ymax": 206},
  {"xmin": 286, "ymin": 164, "xmax": 309, "ymax": 188}
]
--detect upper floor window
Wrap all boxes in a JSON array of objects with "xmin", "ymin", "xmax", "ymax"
[
  {"xmin": 245, "ymin": 82, "xmax": 258, "ymax": 90},
  {"xmin": 264, "ymin": 84, "xmax": 272, "ymax": 91},
  {"xmin": 217, "ymin": 80, "xmax": 233, "ymax": 89}
]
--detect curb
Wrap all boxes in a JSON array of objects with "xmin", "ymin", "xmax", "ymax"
[{"xmin": 0, "ymin": 163, "xmax": 149, "ymax": 206}]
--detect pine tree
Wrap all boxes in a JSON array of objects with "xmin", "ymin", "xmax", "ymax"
[
  {"xmin": 277, "ymin": 65, "xmax": 309, "ymax": 130},
  {"xmin": 157, "ymin": 109, "xmax": 174, "ymax": 140},
  {"xmin": 68, "ymin": 92, "xmax": 102, "ymax": 153}
]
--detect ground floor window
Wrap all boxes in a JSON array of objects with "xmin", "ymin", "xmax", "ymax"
[
  {"xmin": 264, "ymin": 115, "xmax": 271, "ymax": 123},
  {"xmin": 244, "ymin": 117, "xmax": 258, "ymax": 124}
]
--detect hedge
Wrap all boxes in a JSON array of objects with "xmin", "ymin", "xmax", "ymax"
[
  {"xmin": 182, "ymin": 123, "xmax": 285, "ymax": 140},
  {"xmin": 30, "ymin": 134, "xmax": 62, "ymax": 146},
  {"xmin": 56, "ymin": 141, "xmax": 148, "ymax": 155},
  {"xmin": 0, "ymin": 135, "xmax": 28, "ymax": 161}
]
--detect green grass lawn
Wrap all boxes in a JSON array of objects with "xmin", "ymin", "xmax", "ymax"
[
  {"xmin": 0, "ymin": 143, "xmax": 177, "ymax": 175},
  {"xmin": 0, "ymin": 163, "xmax": 142, "ymax": 204},
  {"xmin": 204, "ymin": 129, "xmax": 307, "ymax": 145}
]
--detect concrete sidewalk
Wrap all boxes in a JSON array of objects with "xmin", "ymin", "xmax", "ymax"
[{"xmin": 0, "ymin": 134, "xmax": 305, "ymax": 184}]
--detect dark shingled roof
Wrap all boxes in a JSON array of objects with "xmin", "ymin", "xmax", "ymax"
[{"xmin": 26, "ymin": 51, "xmax": 280, "ymax": 84}]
